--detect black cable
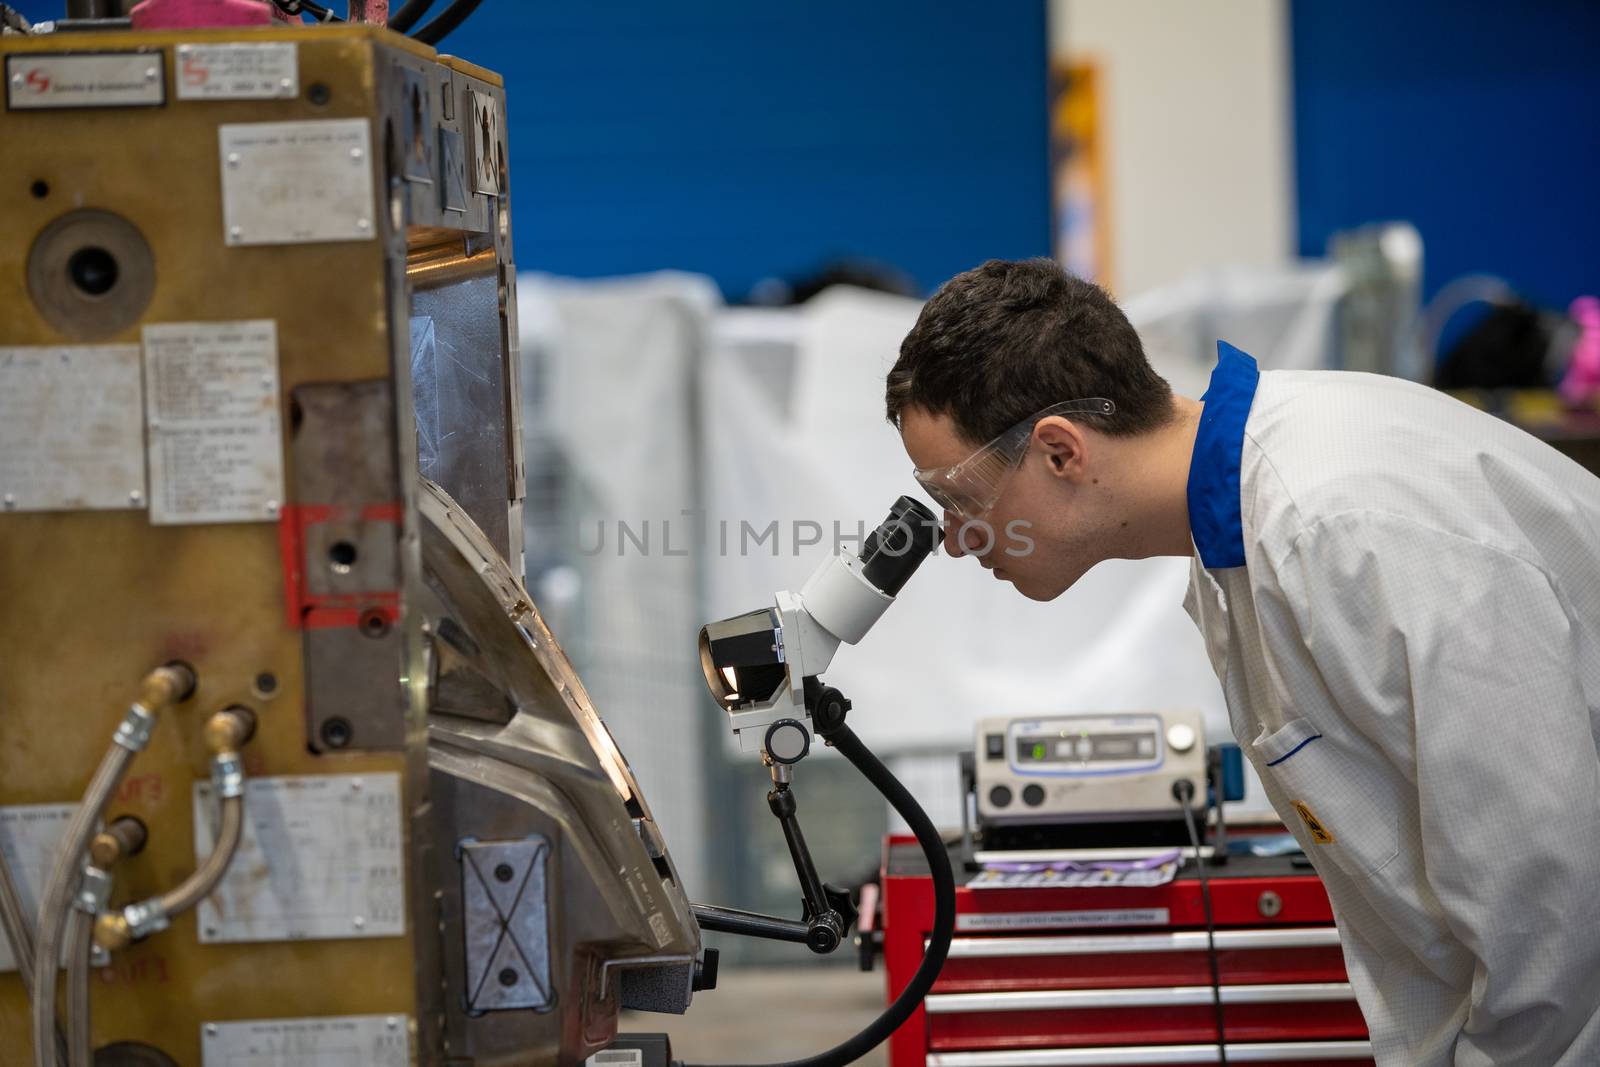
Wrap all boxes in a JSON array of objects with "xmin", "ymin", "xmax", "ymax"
[
  {"xmin": 409, "ymin": 0, "xmax": 484, "ymax": 45},
  {"xmin": 271, "ymin": 0, "xmax": 342, "ymax": 21},
  {"xmin": 1178, "ymin": 783, "xmax": 1228, "ymax": 1067},
  {"xmin": 386, "ymin": 0, "xmax": 435, "ymax": 32},
  {"xmin": 682, "ymin": 721, "xmax": 957, "ymax": 1067}
]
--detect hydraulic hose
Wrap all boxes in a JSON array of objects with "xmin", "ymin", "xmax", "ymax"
[
  {"xmin": 65, "ymin": 908, "xmax": 93, "ymax": 1067},
  {"xmin": 386, "ymin": 0, "xmax": 434, "ymax": 32},
  {"xmin": 0, "ymin": 849, "xmax": 36, "ymax": 988},
  {"xmin": 1, "ymin": 850, "xmax": 70, "ymax": 1064},
  {"xmin": 94, "ymin": 707, "xmax": 253, "ymax": 955},
  {"xmin": 34, "ymin": 738, "xmax": 140, "ymax": 1067},
  {"xmin": 63, "ymin": 819, "xmax": 146, "ymax": 1067},
  {"xmin": 410, "ymin": 0, "xmax": 484, "ymax": 46},
  {"xmin": 157, "ymin": 798, "xmax": 244, "ymax": 918},
  {"xmin": 683, "ymin": 718, "xmax": 957, "ymax": 1067},
  {"xmin": 33, "ymin": 664, "xmax": 192, "ymax": 1067}
]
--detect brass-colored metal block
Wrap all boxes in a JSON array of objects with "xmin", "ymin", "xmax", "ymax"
[{"xmin": 1, "ymin": 23, "xmax": 514, "ymax": 1064}]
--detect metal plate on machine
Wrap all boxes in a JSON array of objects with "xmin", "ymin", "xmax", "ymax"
[
  {"xmin": 143, "ymin": 320, "xmax": 284, "ymax": 524},
  {"xmin": 218, "ymin": 119, "xmax": 376, "ymax": 245},
  {"xmin": 0, "ymin": 345, "xmax": 145, "ymax": 512},
  {"xmin": 176, "ymin": 42, "xmax": 297, "ymax": 101},
  {"xmin": 5, "ymin": 52, "xmax": 164, "ymax": 110},
  {"xmin": 460, "ymin": 837, "xmax": 552, "ymax": 1012},
  {"xmin": 194, "ymin": 774, "xmax": 405, "ymax": 943},
  {"xmin": 0, "ymin": 803, "xmax": 74, "ymax": 972},
  {"xmin": 200, "ymin": 1013, "xmax": 410, "ymax": 1066},
  {"xmin": 468, "ymin": 89, "xmax": 500, "ymax": 195}
]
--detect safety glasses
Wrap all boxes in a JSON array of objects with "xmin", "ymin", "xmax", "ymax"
[{"xmin": 913, "ymin": 398, "xmax": 1115, "ymax": 521}]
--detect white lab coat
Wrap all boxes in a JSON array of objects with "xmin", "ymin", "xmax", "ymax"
[{"xmin": 1184, "ymin": 361, "xmax": 1600, "ymax": 1064}]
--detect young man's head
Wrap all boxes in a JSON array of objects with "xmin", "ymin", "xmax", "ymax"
[{"xmin": 886, "ymin": 258, "xmax": 1193, "ymax": 600}]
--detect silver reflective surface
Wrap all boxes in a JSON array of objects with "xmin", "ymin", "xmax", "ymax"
[{"xmin": 419, "ymin": 480, "xmax": 700, "ymax": 1062}]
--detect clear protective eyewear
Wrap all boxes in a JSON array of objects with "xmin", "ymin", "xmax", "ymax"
[{"xmin": 913, "ymin": 398, "xmax": 1115, "ymax": 520}]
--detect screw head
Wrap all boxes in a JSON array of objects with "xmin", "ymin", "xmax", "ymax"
[
  {"xmin": 493, "ymin": 863, "xmax": 514, "ymax": 883},
  {"xmin": 497, "ymin": 967, "xmax": 518, "ymax": 987},
  {"xmin": 320, "ymin": 717, "xmax": 352, "ymax": 749}
]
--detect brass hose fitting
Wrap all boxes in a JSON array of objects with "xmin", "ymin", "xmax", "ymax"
[
  {"xmin": 88, "ymin": 817, "xmax": 147, "ymax": 870},
  {"xmin": 202, "ymin": 706, "xmax": 256, "ymax": 757},
  {"xmin": 136, "ymin": 662, "xmax": 197, "ymax": 714},
  {"xmin": 92, "ymin": 913, "xmax": 131, "ymax": 953}
]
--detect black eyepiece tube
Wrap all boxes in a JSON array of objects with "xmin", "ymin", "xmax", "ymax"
[{"xmin": 858, "ymin": 496, "xmax": 940, "ymax": 597}]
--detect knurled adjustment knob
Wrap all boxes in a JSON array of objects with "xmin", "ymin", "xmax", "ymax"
[{"xmin": 764, "ymin": 719, "xmax": 811, "ymax": 765}]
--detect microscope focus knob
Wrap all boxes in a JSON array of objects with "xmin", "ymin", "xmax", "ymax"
[{"xmin": 765, "ymin": 719, "xmax": 811, "ymax": 765}]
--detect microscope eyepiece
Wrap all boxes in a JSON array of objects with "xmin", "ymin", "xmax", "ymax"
[{"xmin": 858, "ymin": 496, "xmax": 940, "ymax": 597}]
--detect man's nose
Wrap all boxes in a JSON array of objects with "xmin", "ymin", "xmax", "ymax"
[
  {"xmin": 944, "ymin": 513, "xmax": 987, "ymax": 558},
  {"xmin": 943, "ymin": 513, "xmax": 967, "ymax": 557}
]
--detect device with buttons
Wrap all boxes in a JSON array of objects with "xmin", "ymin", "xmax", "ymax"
[{"xmin": 972, "ymin": 711, "xmax": 1209, "ymax": 835}]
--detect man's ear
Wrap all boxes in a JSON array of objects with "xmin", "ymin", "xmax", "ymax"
[{"xmin": 1033, "ymin": 416, "xmax": 1088, "ymax": 480}]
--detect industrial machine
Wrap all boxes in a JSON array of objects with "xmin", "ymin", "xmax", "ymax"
[
  {"xmin": 969, "ymin": 711, "xmax": 1211, "ymax": 851},
  {"xmin": 0, "ymin": 5, "xmax": 705, "ymax": 1065}
]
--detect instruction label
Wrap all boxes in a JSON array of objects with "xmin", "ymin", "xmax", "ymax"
[
  {"xmin": 194, "ymin": 773, "xmax": 405, "ymax": 943},
  {"xmin": 143, "ymin": 320, "xmax": 283, "ymax": 525},
  {"xmin": 0, "ymin": 804, "xmax": 77, "ymax": 972},
  {"xmin": 955, "ymin": 908, "xmax": 1171, "ymax": 932},
  {"xmin": 0, "ymin": 345, "xmax": 145, "ymax": 512},
  {"xmin": 201, "ymin": 1014, "xmax": 409, "ymax": 1067},
  {"xmin": 219, "ymin": 119, "xmax": 376, "ymax": 245},
  {"xmin": 176, "ymin": 42, "xmax": 297, "ymax": 101},
  {"xmin": 5, "ymin": 52, "xmax": 164, "ymax": 110}
]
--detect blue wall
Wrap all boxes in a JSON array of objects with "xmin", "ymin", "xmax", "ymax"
[
  {"xmin": 1291, "ymin": 0, "xmax": 1600, "ymax": 310},
  {"xmin": 445, "ymin": 2, "xmax": 1050, "ymax": 298}
]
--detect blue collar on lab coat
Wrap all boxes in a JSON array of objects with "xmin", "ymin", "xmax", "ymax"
[{"xmin": 1187, "ymin": 341, "xmax": 1260, "ymax": 569}]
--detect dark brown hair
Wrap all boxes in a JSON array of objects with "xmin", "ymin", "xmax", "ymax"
[{"xmin": 886, "ymin": 258, "xmax": 1173, "ymax": 443}]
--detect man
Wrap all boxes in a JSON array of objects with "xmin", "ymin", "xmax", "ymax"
[{"xmin": 889, "ymin": 258, "xmax": 1600, "ymax": 1065}]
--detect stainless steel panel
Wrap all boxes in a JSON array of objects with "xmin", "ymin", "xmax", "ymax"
[{"xmin": 460, "ymin": 838, "xmax": 552, "ymax": 1012}]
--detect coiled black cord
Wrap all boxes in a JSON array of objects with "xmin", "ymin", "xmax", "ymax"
[{"xmin": 681, "ymin": 721, "xmax": 956, "ymax": 1067}]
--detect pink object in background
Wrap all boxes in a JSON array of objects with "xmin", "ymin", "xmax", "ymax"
[
  {"xmin": 1560, "ymin": 296, "xmax": 1600, "ymax": 406},
  {"xmin": 129, "ymin": 0, "xmax": 286, "ymax": 29}
]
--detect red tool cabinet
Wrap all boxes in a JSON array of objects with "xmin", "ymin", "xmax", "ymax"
[{"xmin": 879, "ymin": 837, "xmax": 1373, "ymax": 1066}]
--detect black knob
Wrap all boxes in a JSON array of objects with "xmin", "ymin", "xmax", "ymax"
[
  {"xmin": 692, "ymin": 947, "xmax": 720, "ymax": 992},
  {"xmin": 1022, "ymin": 784, "xmax": 1046, "ymax": 807},
  {"xmin": 988, "ymin": 785, "xmax": 1013, "ymax": 808}
]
